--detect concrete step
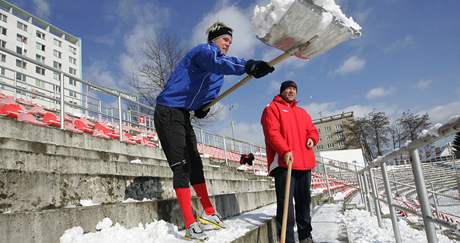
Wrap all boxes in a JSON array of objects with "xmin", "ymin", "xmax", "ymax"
[{"xmin": 0, "ymin": 189, "xmax": 276, "ymax": 243}]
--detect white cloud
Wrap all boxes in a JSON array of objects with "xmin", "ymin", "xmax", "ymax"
[
  {"xmin": 335, "ymin": 56, "xmax": 366, "ymax": 75},
  {"xmin": 424, "ymin": 101, "xmax": 460, "ymax": 123},
  {"xmin": 191, "ymin": 5, "xmax": 258, "ymax": 58},
  {"xmin": 84, "ymin": 62, "xmax": 117, "ymax": 88},
  {"xmin": 366, "ymin": 86, "xmax": 394, "ymax": 100},
  {"xmin": 32, "ymin": 0, "xmax": 50, "ymax": 19},
  {"xmin": 384, "ymin": 35, "xmax": 414, "ymax": 53},
  {"xmin": 416, "ymin": 79, "xmax": 432, "ymax": 90},
  {"xmin": 301, "ymin": 101, "xmax": 399, "ymax": 120}
]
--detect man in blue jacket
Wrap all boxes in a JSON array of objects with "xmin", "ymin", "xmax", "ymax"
[{"xmin": 154, "ymin": 22, "xmax": 274, "ymax": 241}]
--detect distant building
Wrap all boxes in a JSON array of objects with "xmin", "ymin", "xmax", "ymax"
[
  {"xmin": 313, "ymin": 111, "xmax": 360, "ymax": 151},
  {"xmin": 0, "ymin": 0, "xmax": 82, "ymax": 113}
]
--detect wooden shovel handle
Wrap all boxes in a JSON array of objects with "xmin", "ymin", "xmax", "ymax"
[
  {"xmin": 280, "ymin": 158, "xmax": 293, "ymax": 243},
  {"xmin": 203, "ymin": 35, "xmax": 318, "ymax": 111}
]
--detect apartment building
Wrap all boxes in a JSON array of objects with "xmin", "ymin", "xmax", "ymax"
[
  {"xmin": 0, "ymin": 0, "xmax": 82, "ymax": 112},
  {"xmin": 313, "ymin": 111, "xmax": 360, "ymax": 151}
]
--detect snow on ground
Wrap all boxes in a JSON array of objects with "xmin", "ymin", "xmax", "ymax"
[
  {"xmin": 345, "ymin": 209, "xmax": 456, "ymax": 243},
  {"xmin": 434, "ymin": 189, "xmax": 460, "ymax": 217},
  {"xmin": 311, "ymin": 203, "xmax": 346, "ymax": 242},
  {"xmin": 60, "ymin": 204, "xmax": 277, "ymax": 243}
]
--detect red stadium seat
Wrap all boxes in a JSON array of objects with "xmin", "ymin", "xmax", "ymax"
[
  {"xmin": 73, "ymin": 119, "xmax": 93, "ymax": 133},
  {"xmin": 17, "ymin": 113, "xmax": 46, "ymax": 126},
  {"xmin": 0, "ymin": 103, "xmax": 24, "ymax": 118},
  {"xmin": 42, "ymin": 112, "xmax": 60, "ymax": 127}
]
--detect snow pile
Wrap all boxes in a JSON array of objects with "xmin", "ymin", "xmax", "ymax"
[
  {"xmin": 130, "ymin": 159, "xmax": 143, "ymax": 164},
  {"xmin": 344, "ymin": 209, "xmax": 455, "ymax": 243},
  {"xmin": 252, "ymin": 0, "xmax": 361, "ymax": 38},
  {"xmin": 59, "ymin": 204, "xmax": 277, "ymax": 243},
  {"xmin": 60, "ymin": 220, "xmax": 184, "ymax": 243},
  {"xmin": 313, "ymin": 0, "xmax": 361, "ymax": 31},
  {"xmin": 252, "ymin": 0, "xmax": 295, "ymax": 38}
]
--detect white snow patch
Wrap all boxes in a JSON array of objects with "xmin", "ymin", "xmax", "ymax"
[
  {"xmin": 79, "ymin": 199, "xmax": 99, "ymax": 207},
  {"xmin": 419, "ymin": 123, "xmax": 443, "ymax": 138},
  {"xmin": 95, "ymin": 218, "xmax": 113, "ymax": 231},
  {"xmin": 130, "ymin": 159, "xmax": 142, "ymax": 164}
]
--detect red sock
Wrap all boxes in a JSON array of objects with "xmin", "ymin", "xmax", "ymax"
[
  {"xmin": 175, "ymin": 187, "xmax": 195, "ymax": 228},
  {"xmin": 193, "ymin": 183, "xmax": 215, "ymax": 215}
]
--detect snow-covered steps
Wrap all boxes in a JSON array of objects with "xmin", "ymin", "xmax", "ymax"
[{"xmin": 0, "ymin": 189, "xmax": 276, "ymax": 243}]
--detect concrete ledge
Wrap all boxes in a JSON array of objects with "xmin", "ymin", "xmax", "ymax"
[
  {"xmin": 0, "ymin": 189, "xmax": 276, "ymax": 243},
  {"xmin": 231, "ymin": 217, "xmax": 277, "ymax": 243}
]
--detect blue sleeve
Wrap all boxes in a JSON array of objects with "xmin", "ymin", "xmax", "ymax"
[{"xmin": 194, "ymin": 44, "xmax": 247, "ymax": 75}]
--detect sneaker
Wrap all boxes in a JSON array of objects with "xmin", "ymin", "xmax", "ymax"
[
  {"xmin": 184, "ymin": 222, "xmax": 208, "ymax": 241},
  {"xmin": 198, "ymin": 212, "xmax": 227, "ymax": 229},
  {"xmin": 299, "ymin": 236, "xmax": 314, "ymax": 243}
]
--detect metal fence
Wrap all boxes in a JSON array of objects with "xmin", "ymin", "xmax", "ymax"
[
  {"xmin": 0, "ymin": 46, "xmax": 267, "ymax": 172},
  {"xmin": 356, "ymin": 115, "xmax": 460, "ymax": 243}
]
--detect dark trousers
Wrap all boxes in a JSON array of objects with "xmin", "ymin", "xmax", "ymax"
[
  {"xmin": 273, "ymin": 168, "xmax": 312, "ymax": 243},
  {"xmin": 154, "ymin": 104, "xmax": 205, "ymax": 188}
]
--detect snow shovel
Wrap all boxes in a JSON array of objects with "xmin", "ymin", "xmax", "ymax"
[{"xmin": 203, "ymin": 0, "xmax": 361, "ymax": 111}]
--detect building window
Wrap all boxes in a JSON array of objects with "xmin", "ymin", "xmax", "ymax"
[
  {"xmin": 35, "ymin": 66, "xmax": 45, "ymax": 75},
  {"xmin": 0, "ymin": 67, "xmax": 5, "ymax": 76},
  {"xmin": 69, "ymin": 78, "xmax": 77, "ymax": 86},
  {"xmin": 69, "ymin": 90, "xmax": 77, "ymax": 98},
  {"xmin": 16, "ymin": 59, "xmax": 26, "ymax": 69},
  {"xmin": 35, "ymin": 79, "xmax": 45, "ymax": 88},
  {"xmin": 0, "ymin": 13, "xmax": 7, "ymax": 23},
  {"xmin": 36, "ymin": 54, "xmax": 45, "ymax": 63},
  {"xmin": 53, "ymin": 61, "xmax": 62, "ymax": 70},
  {"xmin": 0, "ymin": 26, "xmax": 6, "ymax": 35},
  {"xmin": 53, "ymin": 71, "xmax": 61, "ymax": 81},
  {"xmin": 54, "ymin": 38, "xmax": 62, "ymax": 47},
  {"xmin": 16, "ymin": 46, "xmax": 27, "ymax": 55},
  {"xmin": 16, "ymin": 72, "xmax": 26, "ymax": 82},
  {"xmin": 36, "ymin": 42, "xmax": 45, "ymax": 52},
  {"xmin": 17, "ymin": 34, "xmax": 27, "ymax": 44},
  {"xmin": 17, "ymin": 21, "xmax": 28, "ymax": 32},
  {"xmin": 53, "ymin": 50, "xmax": 61, "ymax": 58},
  {"xmin": 53, "ymin": 85, "xmax": 61, "ymax": 93},
  {"xmin": 0, "ymin": 53, "xmax": 5, "ymax": 62},
  {"xmin": 69, "ymin": 67, "xmax": 76, "ymax": 75},
  {"xmin": 69, "ymin": 45, "xmax": 76, "ymax": 55},
  {"xmin": 0, "ymin": 40, "xmax": 5, "ymax": 48},
  {"xmin": 36, "ymin": 30, "xmax": 45, "ymax": 40},
  {"xmin": 69, "ymin": 56, "xmax": 77, "ymax": 65}
]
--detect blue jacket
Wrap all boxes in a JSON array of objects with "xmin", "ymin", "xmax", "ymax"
[{"xmin": 156, "ymin": 43, "xmax": 247, "ymax": 111}]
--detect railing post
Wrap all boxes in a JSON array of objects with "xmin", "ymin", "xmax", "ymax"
[
  {"xmin": 322, "ymin": 160, "xmax": 332, "ymax": 201},
  {"xmin": 362, "ymin": 172, "xmax": 373, "ymax": 215},
  {"xmin": 392, "ymin": 173, "xmax": 399, "ymax": 196},
  {"xmin": 98, "ymin": 100, "xmax": 102, "ymax": 121},
  {"xmin": 369, "ymin": 168, "xmax": 383, "ymax": 227},
  {"xmin": 118, "ymin": 94, "xmax": 123, "ymax": 142},
  {"xmin": 410, "ymin": 148, "xmax": 438, "ymax": 243},
  {"xmin": 223, "ymin": 136, "xmax": 228, "ymax": 166},
  {"xmin": 59, "ymin": 72, "xmax": 65, "ymax": 130},
  {"xmin": 430, "ymin": 183, "xmax": 439, "ymax": 217},
  {"xmin": 250, "ymin": 144, "xmax": 255, "ymax": 174},
  {"xmin": 381, "ymin": 162, "xmax": 402, "ymax": 243},
  {"xmin": 355, "ymin": 165, "xmax": 365, "ymax": 207}
]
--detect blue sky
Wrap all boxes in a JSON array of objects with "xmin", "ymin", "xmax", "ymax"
[{"xmin": 12, "ymin": 0, "xmax": 460, "ymax": 145}]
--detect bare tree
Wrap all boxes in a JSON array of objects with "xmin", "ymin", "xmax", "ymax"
[
  {"xmin": 367, "ymin": 111, "xmax": 390, "ymax": 156},
  {"xmin": 343, "ymin": 117, "xmax": 374, "ymax": 161},
  {"xmin": 131, "ymin": 34, "xmax": 186, "ymax": 106},
  {"xmin": 397, "ymin": 111, "xmax": 430, "ymax": 143}
]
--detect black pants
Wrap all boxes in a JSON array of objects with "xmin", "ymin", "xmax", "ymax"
[
  {"xmin": 154, "ymin": 104, "xmax": 205, "ymax": 188},
  {"xmin": 273, "ymin": 168, "xmax": 312, "ymax": 243}
]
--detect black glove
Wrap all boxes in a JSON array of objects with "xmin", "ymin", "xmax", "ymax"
[
  {"xmin": 239, "ymin": 153, "xmax": 255, "ymax": 166},
  {"xmin": 194, "ymin": 105, "xmax": 210, "ymax": 119},
  {"xmin": 245, "ymin": 60, "xmax": 275, "ymax": 78}
]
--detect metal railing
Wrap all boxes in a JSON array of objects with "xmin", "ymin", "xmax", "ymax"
[
  {"xmin": 357, "ymin": 115, "xmax": 460, "ymax": 243},
  {"xmin": 0, "ymin": 46, "xmax": 268, "ymax": 173}
]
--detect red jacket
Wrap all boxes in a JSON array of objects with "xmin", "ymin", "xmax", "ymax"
[{"xmin": 261, "ymin": 95, "xmax": 319, "ymax": 176}]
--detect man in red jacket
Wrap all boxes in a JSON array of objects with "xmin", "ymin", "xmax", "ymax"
[{"xmin": 261, "ymin": 80, "xmax": 319, "ymax": 243}]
